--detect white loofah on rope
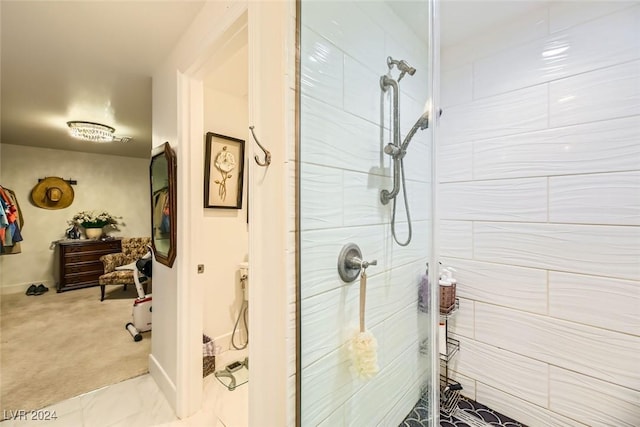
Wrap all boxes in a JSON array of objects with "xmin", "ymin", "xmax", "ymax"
[
  {"xmin": 349, "ymin": 329, "xmax": 379, "ymax": 379},
  {"xmin": 349, "ymin": 269, "xmax": 379, "ymax": 380}
]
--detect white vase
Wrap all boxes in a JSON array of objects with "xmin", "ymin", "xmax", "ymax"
[{"xmin": 84, "ymin": 227, "xmax": 103, "ymax": 240}]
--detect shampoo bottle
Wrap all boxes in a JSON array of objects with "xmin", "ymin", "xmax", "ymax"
[{"xmin": 439, "ymin": 267, "xmax": 457, "ymax": 313}]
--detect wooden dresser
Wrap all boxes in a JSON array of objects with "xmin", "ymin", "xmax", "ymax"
[{"xmin": 56, "ymin": 239, "xmax": 122, "ymax": 292}]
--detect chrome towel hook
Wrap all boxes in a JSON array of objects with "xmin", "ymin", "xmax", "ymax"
[{"xmin": 249, "ymin": 125, "xmax": 271, "ymax": 167}]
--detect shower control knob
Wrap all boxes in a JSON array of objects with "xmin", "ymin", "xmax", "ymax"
[
  {"xmin": 337, "ymin": 243, "xmax": 377, "ymax": 283},
  {"xmin": 361, "ymin": 259, "xmax": 377, "ymax": 270}
]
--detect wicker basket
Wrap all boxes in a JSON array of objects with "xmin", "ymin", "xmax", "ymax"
[
  {"xmin": 439, "ymin": 282, "xmax": 456, "ymax": 314},
  {"xmin": 203, "ymin": 356, "xmax": 216, "ymax": 377},
  {"xmin": 203, "ymin": 334, "xmax": 216, "ymax": 377}
]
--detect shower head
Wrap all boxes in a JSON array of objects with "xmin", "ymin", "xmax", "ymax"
[
  {"xmin": 399, "ymin": 111, "xmax": 430, "ymax": 154},
  {"xmin": 398, "ymin": 60, "xmax": 416, "ymax": 76},
  {"xmin": 416, "ymin": 111, "xmax": 429, "ymax": 130},
  {"xmin": 386, "ymin": 56, "xmax": 416, "ymax": 81}
]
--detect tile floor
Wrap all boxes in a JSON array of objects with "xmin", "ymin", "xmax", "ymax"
[
  {"xmin": 3, "ymin": 351, "xmax": 523, "ymax": 427},
  {"xmin": 1, "ymin": 349, "xmax": 248, "ymax": 427},
  {"xmin": 400, "ymin": 394, "xmax": 527, "ymax": 427}
]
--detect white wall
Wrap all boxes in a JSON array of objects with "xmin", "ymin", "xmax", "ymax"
[
  {"xmin": 249, "ymin": 2, "xmax": 297, "ymax": 425},
  {"xmin": 439, "ymin": 2, "xmax": 640, "ymax": 426},
  {"xmin": 299, "ymin": 1, "xmax": 433, "ymax": 425},
  {"xmin": 202, "ymin": 86, "xmax": 249, "ymax": 344},
  {"xmin": 0, "ymin": 143, "xmax": 150, "ymax": 294}
]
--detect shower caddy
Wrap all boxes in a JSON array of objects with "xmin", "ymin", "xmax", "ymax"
[{"xmin": 440, "ymin": 297, "xmax": 461, "ymax": 414}]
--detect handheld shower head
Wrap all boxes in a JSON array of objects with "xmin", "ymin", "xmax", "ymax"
[
  {"xmin": 417, "ymin": 111, "xmax": 429, "ymax": 130},
  {"xmin": 386, "ymin": 56, "xmax": 416, "ymax": 81},
  {"xmin": 399, "ymin": 111, "xmax": 430, "ymax": 154}
]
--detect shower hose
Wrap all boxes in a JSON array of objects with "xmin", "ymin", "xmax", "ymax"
[
  {"xmin": 231, "ymin": 300, "xmax": 249, "ymax": 350},
  {"xmin": 390, "ymin": 157, "xmax": 412, "ymax": 247}
]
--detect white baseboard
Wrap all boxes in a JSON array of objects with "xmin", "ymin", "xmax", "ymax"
[
  {"xmin": 1, "ymin": 280, "xmax": 56, "ymax": 295},
  {"xmin": 149, "ymin": 353, "xmax": 177, "ymax": 415}
]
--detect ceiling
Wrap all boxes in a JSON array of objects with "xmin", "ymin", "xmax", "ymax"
[
  {"xmin": 1, "ymin": 1, "xmax": 205, "ymax": 159},
  {"xmin": 1, "ymin": 1, "xmax": 547, "ymax": 160}
]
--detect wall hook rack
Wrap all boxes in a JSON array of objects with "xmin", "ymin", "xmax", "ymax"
[
  {"xmin": 38, "ymin": 177, "xmax": 77, "ymax": 185},
  {"xmin": 249, "ymin": 125, "xmax": 271, "ymax": 167}
]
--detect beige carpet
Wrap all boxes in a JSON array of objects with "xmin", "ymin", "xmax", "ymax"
[{"xmin": 1, "ymin": 285, "xmax": 150, "ymax": 412}]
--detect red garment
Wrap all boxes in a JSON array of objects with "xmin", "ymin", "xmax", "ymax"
[
  {"xmin": 0, "ymin": 187, "xmax": 10, "ymax": 243},
  {"xmin": 0, "ymin": 187, "xmax": 16, "ymax": 223}
]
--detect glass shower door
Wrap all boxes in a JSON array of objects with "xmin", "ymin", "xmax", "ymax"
[{"xmin": 297, "ymin": 1, "xmax": 437, "ymax": 425}]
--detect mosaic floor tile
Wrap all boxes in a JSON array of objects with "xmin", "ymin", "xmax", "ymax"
[{"xmin": 399, "ymin": 395, "xmax": 527, "ymax": 427}]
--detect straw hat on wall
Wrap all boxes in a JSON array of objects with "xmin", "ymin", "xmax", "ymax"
[{"xmin": 30, "ymin": 177, "xmax": 74, "ymax": 210}]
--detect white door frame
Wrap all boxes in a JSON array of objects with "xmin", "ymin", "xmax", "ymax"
[
  {"xmin": 174, "ymin": 1, "xmax": 294, "ymax": 424},
  {"xmin": 174, "ymin": 1, "xmax": 248, "ymax": 419}
]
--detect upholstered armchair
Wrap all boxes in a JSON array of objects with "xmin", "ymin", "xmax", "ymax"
[{"xmin": 98, "ymin": 237, "xmax": 151, "ymax": 301}]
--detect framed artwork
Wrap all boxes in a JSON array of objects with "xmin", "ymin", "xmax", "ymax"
[{"xmin": 204, "ymin": 132, "xmax": 245, "ymax": 209}]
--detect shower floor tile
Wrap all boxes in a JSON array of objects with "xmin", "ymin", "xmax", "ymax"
[{"xmin": 400, "ymin": 395, "xmax": 527, "ymax": 427}]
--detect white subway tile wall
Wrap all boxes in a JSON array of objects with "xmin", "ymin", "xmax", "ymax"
[
  {"xmin": 438, "ymin": 178, "xmax": 548, "ymax": 222},
  {"xmin": 299, "ymin": 1, "xmax": 433, "ymax": 425},
  {"xmin": 445, "ymin": 297, "xmax": 475, "ymax": 339},
  {"xmin": 447, "ymin": 369, "xmax": 477, "ymax": 401},
  {"xmin": 549, "ymin": 366, "xmax": 640, "ymax": 427},
  {"xmin": 439, "ymin": 3, "xmax": 640, "ymax": 424},
  {"xmin": 439, "ymin": 257, "xmax": 548, "ymax": 315},
  {"xmin": 475, "ymin": 382, "xmax": 588, "ymax": 427},
  {"xmin": 449, "ymin": 335, "xmax": 549, "ymax": 407},
  {"xmin": 439, "ymin": 220, "xmax": 473, "ymax": 259},
  {"xmin": 549, "ymin": 60, "xmax": 640, "ymax": 127},
  {"xmin": 548, "ymin": 271, "xmax": 640, "ymax": 336},
  {"xmin": 474, "ymin": 222, "xmax": 640, "ymax": 280},
  {"xmin": 549, "ymin": 171, "xmax": 640, "ymax": 225},
  {"xmin": 474, "ymin": 302, "xmax": 639, "ymax": 390},
  {"xmin": 474, "ymin": 116, "xmax": 640, "ymax": 180}
]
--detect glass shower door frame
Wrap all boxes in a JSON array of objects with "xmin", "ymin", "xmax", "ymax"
[{"xmin": 295, "ymin": 0, "xmax": 441, "ymax": 424}]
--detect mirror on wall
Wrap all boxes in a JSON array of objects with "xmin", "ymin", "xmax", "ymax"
[{"xmin": 150, "ymin": 141, "xmax": 177, "ymax": 267}]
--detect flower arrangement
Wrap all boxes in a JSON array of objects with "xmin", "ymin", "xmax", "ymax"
[
  {"xmin": 214, "ymin": 146, "xmax": 236, "ymax": 201},
  {"xmin": 68, "ymin": 211, "xmax": 121, "ymax": 229}
]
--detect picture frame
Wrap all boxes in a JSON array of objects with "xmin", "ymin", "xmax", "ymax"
[{"xmin": 204, "ymin": 132, "xmax": 245, "ymax": 209}]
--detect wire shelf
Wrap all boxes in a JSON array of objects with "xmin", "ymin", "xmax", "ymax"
[
  {"xmin": 440, "ymin": 297, "xmax": 460, "ymax": 318},
  {"xmin": 439, "ymin": 336, "xmax": 460, "ymax": 362}
]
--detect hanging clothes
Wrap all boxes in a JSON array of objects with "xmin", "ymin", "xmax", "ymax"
[
  {"xmin": 152, "ymin": 187, "xmax": 169, "ymax": 238},
  {"xmin": 0, "ymin": 185, "xmax": 24, "ymax": 254},
  {"xmin": 160, "ymin": 192, "xmax": 170, "ymax": 233}
]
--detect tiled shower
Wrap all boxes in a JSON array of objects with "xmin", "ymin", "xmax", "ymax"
[
  {"xmin": 298, "ymin": 0, "xmax": 435, "ymax": 425},
  {"xmin": 298, "ymin": 0, "xmax": 638, "ymax": 426},
  {"xmin": 439, "ymin": 1, "xmax": 640, "ymax": 426}
]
